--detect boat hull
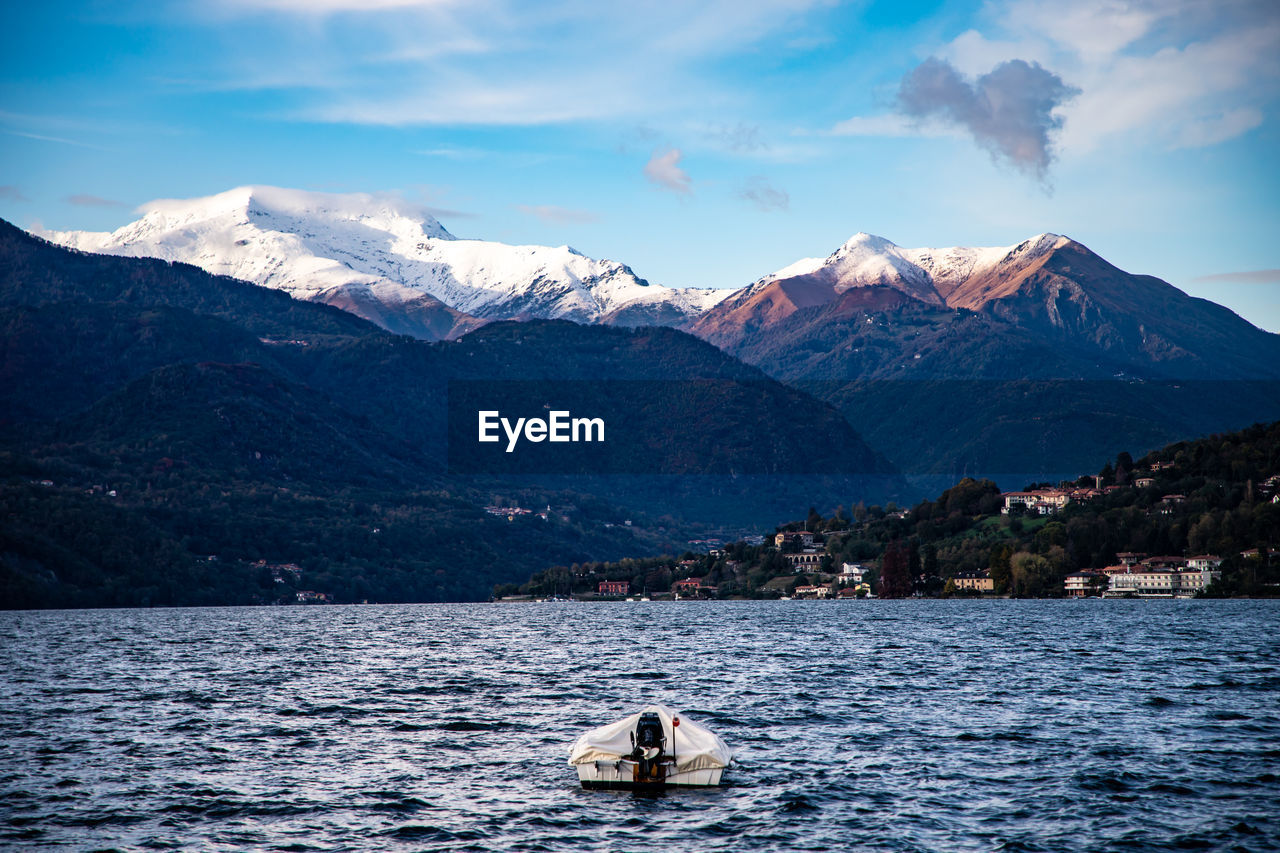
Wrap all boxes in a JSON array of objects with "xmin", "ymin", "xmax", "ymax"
[{"xmin": 575, "ymin": 759, "xmax": 723, "ymax": 789}]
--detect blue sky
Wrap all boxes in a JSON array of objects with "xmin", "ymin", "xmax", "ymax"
[{"xmin": 3, "ymin": 0, "xmax": 1279, "ymax": 329}]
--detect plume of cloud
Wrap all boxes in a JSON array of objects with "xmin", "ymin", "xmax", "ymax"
[
  {"xmin": 739, "ymin": 177, "xmax": 789, "ymax": 212},
  {"xmin": 0, "ymin": 185, "xmax": 30, "ymax": 202},
  {"xmin": 1190, "ymin": 269, "xmax": 1280, "ymax": 285},
  {"xmin": 897, "ymin": 57, "xmax": 1079, "ymax": 180},
  {"xmin": 709, "ymin": 122, "xmax": 765, "ymax": 152},
  {"xmin": 515, "ymin": 204, "xmax": 601, "ymax": 225},
  {"xmin": 65, "ymin": 193, "xmax": 127, "ymax": 208},
  {"xmin": 644, "ymin": 147, "xmax": 692, "ymax": 194}
]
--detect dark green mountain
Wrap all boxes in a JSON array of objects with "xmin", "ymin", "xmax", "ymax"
[{"xmin": 0, "ymin": 221, "xmax": 894, "ymax": 608}]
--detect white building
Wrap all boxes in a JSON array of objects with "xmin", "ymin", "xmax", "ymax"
[
  {"xmin": 1102, "ymin": 568, "xmax": 1221, "ymax": 598},
  {"xmin": 840, "ymin": 562, "xmax": 866, "ymax": 583},
  {"xmin": 1064, "ymin": 571, "xmax": 1104, "ymax": 597}
]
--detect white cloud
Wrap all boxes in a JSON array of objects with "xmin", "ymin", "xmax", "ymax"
[
  {"xmin": 644, "ymin": 148, "xmax": 692, "ymax": 194},
  {"xmin": 192, "ymin": 1, "xmax": 834, "ymax": 126},
  {"xmin": 1175, "ymin": 107, "xmax": 1264, "ymax": 149},
  {"xmin": 515, "ymin": 204, "xmax": 600, "ymax": 224},
  {"xmin": 1003, "ymin": 0, "xmax": 1160, "ymax": 62},
  {"xmin": 833, "ymin": 0, "xmax": 1279, "ymax": 157},
  {"xmin": 980, "ymin": 0, "xmax": 1278, "ymax": 153},
  {"xmin": 827, "ymin": 113, "xmax": 958, "ymax": 137}
]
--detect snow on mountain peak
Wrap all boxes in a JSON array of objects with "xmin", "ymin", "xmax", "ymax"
[
  {"xmin": 838, "ymin": 232, "xmax": 899, "ymax": 252},
  {"xmin": 40, "ymin": 186, "xmax": 727, "ymax": 337},
  {"xmin": 751, "ymin": 231, "xmax": 1077, "ymax": 308}
]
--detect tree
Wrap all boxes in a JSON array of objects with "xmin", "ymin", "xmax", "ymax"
[
  {"xmin": 1115, "ymin": 451, "xmax": 1133, "ymax": 486},
  {"xmin": 806, "ymin": 506, "xmax": 823, "ymax": 531},
  {"xmin": 989, "ymin": 544, "xmax": 1013, "ymax": 594},
  {"xmin": 879, "ymin": 541, "xmax": 912, "ymax": 598},
  {"xmin": 1011, "ymin": 551, "xmax": 1056, "ymax": 597}
]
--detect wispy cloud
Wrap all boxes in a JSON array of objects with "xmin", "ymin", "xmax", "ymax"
[
  {"xmin": 824, "ymin": 0, "xmax": 1278, "ymax": 164},
  {"xmin": 413, "ymin": 146, "xmax": 487, "ymax": 160},
  {"xmin": 65, "ymin": 193, "xmax": 127, "ymax": 208},
  {"xmin": 1190, "ymin": 269, "xmax": 1280, "ymax": 285},
  {"xmin": 897, "ymin": 57, "xmax": 1078, "ymax": 180},
  {"xmin": 3, "ymin": 129, "xmax": 108, "ymax": 150},
  {"xmin": 186, "ymin": 1, "xmax": 833, "ymax": 126},
  {"xmin": 708, "ymin": 122, "xmax": 765, "ymax": 152},
  {"xmin": 826, "ymin": 113, "xmax": 959, "ymax": 138},
  {"xmin": 0, "ymin": 185, "xmax": 30, "ymax": 203},
  {"xmin": 403, "ymin": 184, "xmax": 476, "ymax": 221},
  {"xmin": 738, "ymin": 176, "xmax": 788, "ymax": 212},
  {"xmin": 643, "ymin": 148, "xmax": 692, "ymax": 194},
  {"xmin": 515, "ymin": 204, "xmax": 601, "ymax": 225},
  {"xmin": 222, "ymin": 0, "xmax": 452, "ymax": 13}
]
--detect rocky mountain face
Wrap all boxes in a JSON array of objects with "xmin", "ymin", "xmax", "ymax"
[
  {"xmin": 692, "ymin": 231, "xmax": 1280, "ymax": 380},
  {"xmin": 43, "ymin": 186, "xmax": 726, "ymax": 341},
  {"xmin": 688, "ymin": 232, "xmax": 1280, "ymax": 478}
]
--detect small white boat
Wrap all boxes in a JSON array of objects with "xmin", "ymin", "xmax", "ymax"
[{"xmin": 568, "ymin": 705, "xmax": 732, "ymax": 789}]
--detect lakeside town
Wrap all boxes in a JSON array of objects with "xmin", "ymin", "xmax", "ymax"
[
  {"xmin": 181, "ymin": 423, "xmax": 1278, "ymax": 606},
  {"xmin": 497, "ymin": 433, "xmax": 1280, "ymax": 602}
]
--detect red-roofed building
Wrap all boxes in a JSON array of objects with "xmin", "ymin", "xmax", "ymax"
[{"xmin": 598, "ymin": 580, "xmax": 629, "ymax": 595}]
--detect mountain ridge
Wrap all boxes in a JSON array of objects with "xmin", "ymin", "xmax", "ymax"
[
  {"xmin": 42, "ymin": 186, "xmax": 728, "ymax": 340},
  {"xmin": 690, "ymin": 230, "xmax": 1280, "ymax": 381}
]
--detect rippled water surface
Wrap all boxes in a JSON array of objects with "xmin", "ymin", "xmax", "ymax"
[{"xmin": 2, "ymin": 601, "xmax": 1278, "ymax": 852}]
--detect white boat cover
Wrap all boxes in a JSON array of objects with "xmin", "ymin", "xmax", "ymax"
[{"xmin": 567, "ymin": 705, "xmax": 733, "ymax": 773}]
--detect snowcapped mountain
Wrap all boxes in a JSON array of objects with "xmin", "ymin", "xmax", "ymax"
[
  {"xmin": 43, "ymin": 186, "xmax": 727, "ymax": 340},
  {"xmin": 690, "ymin": 231, "xmax": 1079, "ymax": 345},
  {"xmin": 691, "ymin": 229, "xmax": 1280, "ymax": 383},
  {"xmin": 735, "ymin": 231, "xmax": 1068, "ymax": 308}
]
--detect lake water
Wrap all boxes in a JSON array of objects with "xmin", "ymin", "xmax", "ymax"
[{"xmin": 1, "ymin": 601, "xmax": 1277, "ymax": 852}]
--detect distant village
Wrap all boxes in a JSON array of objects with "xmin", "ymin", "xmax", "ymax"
[
  {"xmin": 212, "ymin": 454, "xmax": 1277, "ymax": 605},
  {"xmin": 499, "ymin": 463, "xmax": 1280, "ymax": 603}
]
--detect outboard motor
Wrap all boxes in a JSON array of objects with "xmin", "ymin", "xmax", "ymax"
[{"xmin": 628, "ymin": 712, "xmax": 667, "ymax": 784}]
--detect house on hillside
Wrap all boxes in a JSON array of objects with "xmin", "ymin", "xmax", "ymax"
[
  {"xmin": 1001, "ymin": 487, "xmax": 1100, "ymax": 515},
  {"xmin": 775, "ymin": 531, "xmax": 818, "ymax": 548},
  {"xmin": 840, "ymin": 562, "xmax": 866, "ymax": 583}
]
